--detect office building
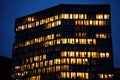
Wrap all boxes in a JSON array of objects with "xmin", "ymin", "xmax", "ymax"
[{"xmin": 12, "ymin": 4, "xmax": 114, "ymax": 80}]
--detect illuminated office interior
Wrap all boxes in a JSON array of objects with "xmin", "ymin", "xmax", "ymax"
[{"xmin": 12, "ymin": 4, "xmax": 114, "ymax": 80}]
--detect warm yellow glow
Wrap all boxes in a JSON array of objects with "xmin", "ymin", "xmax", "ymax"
[
  {"xmin": 68, "ymin": 51, "xmax": 75, "ymax": 57},
  {"xmin": 61, "ymin": 38, "xmax": 67, "ymax": 44},
  {"xmin": 46, "ymin": 20, "xmax": 61, "ymax": 29},
  {"xmin": 79, "ymin": 39, "xmax": 86, "ymax": 44},
  {"xmin": 60, "ymin": 14, "xmax": 69, "ymax": 19},
  {"xmin": 77, "ymin": 58, "xmax": 82, "ymax": 64},
  {"xmin": 43, "ymin": 54, "xmax": 46, "ymax": 60},
  {"xmin": 54, "ymin": 58, "xmax": 60, "ymax": 64},
  {"xmin": 93, "ymin": 20, "xmax": 99, "ymax": 26},
  {"xmin": 49, "ymin": 60, "xmax": 53, "ymax": 66},
  {"xmin": 106, "ymin": 52, "xmax": 110, "ymax": 58},
  {"xmin": 79, "ymin": 14, "xmax": 84, "ymax": 19},
  {"xmin": 99, "ymin": 20, "xmax": 106, "ymax": 26},
  {"xmin": 75, "ymin": 20, "xmax": 84, "ymax": 25},
  {"xmin": 40, "ymin": 62, "xmax": 43, "ymax": 68},
  {"xmin": 61, "ymin": 72, "xmax": 66, "ymax": 78},
  {"xmin": 100, "ymin": 53, "xmax": 105, "ymax": 58},
  {"xmin": 36, "ymin": 21, "xmax": 39, "ymax": 26},
  {"xmin": 104, "ymin": 14, "xmax": 109, "ymax": 19},
  {"xmin": 34, "ymin": 56, "xmax": 39, "ymax": 61},
  {"xmin": 73, "ymin": 14, "xmax": 78, "ymax": 19},
  {"xmin": 96, "ymin": 33, "xmax": 107, "ymax": 38},
  {"xmin": 61, "ymin": 58, "xmax": 66, "ymax": 64},
  {"xmin": 28, "ymin": 22, "xmax": 35, "ymax": 28},
  {"xmin": 83, "ymin": 58, "xmax": 88, "ymax": 65},
  {"xmin": 96, "ymin": 14, "xmax": 103, "ymax": 19},
  {"xmin": 90, "ymin": 20, "xmax": 93, "ymax": 25},
  {"xmin": 36, "ymin": 62, "xmax": 39, "ymax": 68},
  {"xmin": 61, "ymin": 51, "xmax": 67, "ymax": 57},
  {"xmin": 84, "ymin": 20, "xmax": 89, "ymax": 26},
  {"xmin": 71, "ymin": 72, "xmax": 76, "ymax": 79},
  {"xmin": 61, "ymin": 65, "xmax": 69, "ymax": 71},
  {"xmin": 56, "ymin": 66, "xmax": 60, "ymax": 71},
  {"xmin": 71, "ymin": 58, "xmax": 76, "ymax": 64}
]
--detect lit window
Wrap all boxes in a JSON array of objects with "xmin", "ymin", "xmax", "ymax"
[
  {"xmin": 56, "ymin": 66, "xmax": 60, "ymax": 71},
  {"xmin": 61, "ymin": 51, "xmax": 67, "ymax": 57},
  {"xmin": 105, "ymin": 74, "xmax": 108, "ymax": 78},
  {"xmin": 77, "ymin": 72, "xmax": 84, "ymax": 79},
  {"xmin": 49, "ymin": 60, "xmax": 53, "ymax": 66},
  {"xmin": 70, "ymin": 14, "xmax": 73, "ymax": 19},
  {"xmin": 46, "ymin": 23, "xmax": 51, "ymax": 29},
  {"xmin": 40, "ymin": 19, "xmax": 45, "ymax": 25},
  {"xmin": 56, "ymin": 33, "xmax": 61, "ymax": 37},
  {"xmin": 99, "ymin": 20, "xmax": 106, "ymax": 26},
  {"xmin": 100, "ymin": 33, "xmax": 107, "ymax": 38},
  {"xmin": 67, "ymin": 58, "xmax": 70, "ymax": 64},
  {"xmin": 61, "ymin": 72, "xmax": 66, "ymax": 78},
  {"xmin": 61, "ymin": 65, "xmax": 69, "ymax": 71},
  {"xmin": 79, "ymin": 14, "xmax": 84, "ymax": 19},
  {"xmin": 30, "ymin": 57, "xmax": 33, "ymax": 63},
  {"xmin": 77, "ymin": 58, "xmax": 82, "ymax": 64},
  {"xmin": 93, "ymin": 39, "xmax": 96, "ymax": 45},
  {"xmin": 55, "ymin": 15, "xmax": 59, "ymax": 20},
  {"xmin": 54, "ymin": 58, "xmax": 60, "ymax": 64},
  {"xmin": 68, "ymin": 38, "xmax": 74, "ymax": 44},
  {"xmin": 87, "ymin": 39, "xmax": 92, "ymax": 44},
  {"xmin": 34, "ymin": 56, "xmax": 39, "ymax": 61},
  {"xmin": 100, "ymin": 53, "xmax": 105, "ymax": 58},
  {"xmin": 28, "ymin": 22, "xmax": 35, "ymax": 28},
  {"xmin": 61, "ymin": 58, "xmax": 66, "ymax": 64},
  {"xmin": 61, "ymin": 38, "xmax": 67, "ymax": 44},
  {"xmin": 79, "ymin": 39, "xmax": 86, "ymax": 44},
  {"xmin": 106, "ymin": 52, "xmax": 110, "ymax": 58},
  {"xmin": 85, "ymin": 73, "xmax": 89, "ymax": 79},
  {"xmin": 28, "ymin": 17, "xmax": 31, "ymax": 22},
  {"xmin": 42, "ymin": 68, "xmax": 45, "ymax": 73},
  {"xmin": 70, "ymin": 58, "xmax": 76, "ymax": 64},
  {"xmin": 39, "ymin": 55, "xmax": 42, "ymax": 61},
  {"xmin": 31, "ymin": 16, "xmax": 35, "ymax": 21},
  {"xmin": 43, "ymin": 54, "xmax": 46, "ymax": 60},
  {"xmin": 31, "ymin": 63, "xmax": 35, "ymax": 69},
  {"xmin": 57, "ymin": 39, "xmax": 61, "ymax": 44},
  {"xmin": 83, "ymin": 58, "xmax": 88, "ymax": 65},
  {"xmin": 108, "ymin": 74, "xmax": 113, "ymax": 78},
  {"xmin": 36, "ymin": 21, "xmax": 39, "ymax": 26},
  {"xmin": 60, "ymin": 14, "xmax": 69, "ymax": 19},
  {"xmin": 76, "ymin": 52, "xmax": 79, "ymax": 57},
  {"xmin": 71, "ymin": 72, "xmax": 76, "ymax": 79},
  {"xmin": 92, "ymin": 52, "xmax": 98, "ymax": 58},
  {"xmin": 68, "ymin": 51, "xmax": 75, "ymax": 57},
  {"xmin": 93, "ymin": 20, "xmax": 99, "ymax": 26},
  {"xmin": 75, "ymin": 20, "xmax": 84, "ymax": 25},
  {"xmin": 36, "ymin": 62, "xmax": 39, "ymax": 68},
  {"xmin": 84, "ymin": 20, "xmax": 89, "ymax": 26},
  {"xmin": 50, "ymin": 16, "xmax": 54, "ymax": 22},
  {"xmin": 80, "ymin": 52, "xmax": 86, "ymax": 57},
  {"xmin": 99, "ymin": 74, "xmax": 104, "ymax": 79},
  {"xmin": 89, "ymin": 20, "xmax": 93, "ymax": 25},
  {"xmin": 96, "ymin": 14, "xmax": 103, "ymax": 19},
  {"xmin": 104, "ymin": 14, "xmax": 109, "ymax": 19},
  {"xmin": 76, "ymin": 38, "xmax": 79, "ymax": 44},
  {"xmin": 73, "ymin": 14, "xmax": 78, "ymax": 19},
  {"xmin": 45, "ymin": 60, "xmax": 48, "ymax": 66},
  {"xmin": 40, "ymin": 62, "xmax": 43, "ymax": 68},
  {"xmin": 66, "ymin": 72, "xmax": 70, "ymax": 78}
]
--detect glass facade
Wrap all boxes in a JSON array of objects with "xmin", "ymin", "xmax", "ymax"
[{"xmin": 12, "ymin": 4, "xmax": 114, "ymax": 80}]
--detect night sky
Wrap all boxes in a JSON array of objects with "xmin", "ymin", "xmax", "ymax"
[{"xmin": 0, "ymin": 0, "xmax": 120, "ymax": 68}]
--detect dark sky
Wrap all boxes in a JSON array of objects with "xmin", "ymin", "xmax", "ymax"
[{"xmin": 0, "ymin": 0, "xmax": 120, "ymax": 68}]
